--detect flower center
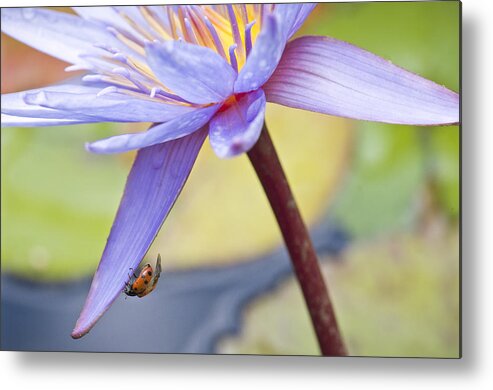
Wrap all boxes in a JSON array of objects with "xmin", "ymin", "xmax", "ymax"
[
  {"xmin": 218, "ymin": 93, "xmax": 247, "ymax": 112},
  {"xmin": 73, "ymin": 5, "xmax": 275, "ymax": 106}
]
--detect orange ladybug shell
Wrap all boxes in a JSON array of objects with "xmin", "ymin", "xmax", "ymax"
[
  {"xmin": 131, "ymin": 264, "xmax": 153, "ymax": 294},
  {"xmin": 124, "ymin": 254, "xmax": 162, "ymax": 298},
  {"xmin": 137, "ymin": 254, "xmax": 162, "ymax": 298}
]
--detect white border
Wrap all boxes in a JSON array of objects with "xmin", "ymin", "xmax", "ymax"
[{"xmin": 2, "ymin": 0, "xmax": 492, "ymax": 389}]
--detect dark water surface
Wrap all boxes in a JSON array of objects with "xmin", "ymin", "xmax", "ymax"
[{"xmin": 1, "ymin": 220, "xmax": 348, "ymax": 353}]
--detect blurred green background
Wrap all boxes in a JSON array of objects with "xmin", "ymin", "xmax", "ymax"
[{"xmin": 1, "ymin": 2, "xmax": 459, "ymax": 357}]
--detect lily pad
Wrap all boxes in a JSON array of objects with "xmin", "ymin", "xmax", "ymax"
[
  {"xmin": 332, "ymin": 122, "xmax": 425, "ymax": 237},
  {"xmin": 305, "ymin": 2, "xmax": 459, "ymax": 91},
  {"xmin": 151, "ymin": 106, "xmax": 352, "ymax": 268},
  {"xmin": 1, "ymin": 124, "xmax": 128, "ymax": 280},
  {"xmin": 218, "ymin": 228, "xmax": 460, "ymax": 357},
  {"xmin": 301, "ymin": 1, "xmax": 460, "ymax": 237},
  {"xmin": 429, "ymin": 126, "xmax": 460, "ymax": 219},
  {"xmin": 1, "ymin": 108, "xmax": 352, "ymax": 278}
]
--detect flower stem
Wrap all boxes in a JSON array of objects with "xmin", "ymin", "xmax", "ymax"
[{"xmin": 247, "ymin": 122, "xmax": 347, "ymax": 356}]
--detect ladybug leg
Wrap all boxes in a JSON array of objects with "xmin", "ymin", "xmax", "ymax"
[{"xmin": 127, "ymin": 267, "xmax": 138, "ymax": 280}]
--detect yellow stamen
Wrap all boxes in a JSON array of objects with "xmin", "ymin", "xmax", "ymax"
[
  {"xmin": 139, "ymin": 7, "xmax": 173, "ymax": 41},
  {"xmin": 113, "ymin": 31, "xmax": 146, "ymax": 56}
]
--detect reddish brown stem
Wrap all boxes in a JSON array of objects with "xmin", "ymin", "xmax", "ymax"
[{"xmin": 247, "ymin": 123, "xmax": 347, "ymax": 356}]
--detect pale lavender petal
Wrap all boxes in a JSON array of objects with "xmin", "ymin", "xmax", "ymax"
[
  {"xmin": 275, "ymin": 3, "xmax": 317, "ymax": 39},
  {"xmin": 71, "ymin": 128, "xmax": 207, "ymax": 339},
  {"xmin": 113, "ymin": 6, "xmax": 161, "ymax": 40},
  {"xmin": 22, "ymin": 89, "xmax": 196, "ymax": 123},
  {"xmin": 1, "ymin": 113, "xmax": 97, "ymax": 127},
  {"xmin": 264, "ymin": 36, "xmax": 459, "ymax": 125},
  {"xmin": 234, "ymin": 14, "xmax": 284, "ymax": 94},
  {"xmin": 146, "ymin": 40, "xmax": 236, "ymax": 104},
  {"xmin": 73, "ymin": 6, "xmax": 122, "ymax": 24},
  {"xmin": 209, "ymin": 89, "xmax": 266, "ymax": 158},
  {"xmin": 1, "ymin": 8, "xmax": 125, "ymax": 65},
  {"xmin": 87, "ymin": 104, "xmax": 219, "ymax": 154},
  {"xmin": 73, "ymin": 6, "xmax": 146, "ymax": 42},
  {"xmin": 1, "ymin": 81, "xmax": 104, "ymax": 124}
]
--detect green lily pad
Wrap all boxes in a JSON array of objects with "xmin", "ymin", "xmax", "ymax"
[
  {"xmin": 218, "ymin": 228, "xmax": 459, "ymax": 357},
  {"xmin": 304, "ymin": 1, "xmax": 459, "ymax": 91},
  {"xmin": 1, "ymin": 124, "xmax": 127, "ymax": 280},
  {"xmin": 429, "ymin": 126, "xmax": 460, "ymax": 218},
  {"xmin": 1, "ymin": 109, "xmax": 352, "ymax": 278},
  {"xmin": 332, "ymin": 122, "xmax": 425, "ymax": 237},
  {"xmin": 299, "ymin": 1, "xmax": 460, "ymax": 237},
  {"xmin": 150, "ymin": 105, "xmax": 352, "ymax": 268}
]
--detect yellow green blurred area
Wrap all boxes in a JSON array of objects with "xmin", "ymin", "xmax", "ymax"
[{"xmin": 1, "ymin": 2, "xmax": 459, "ymax": 357}]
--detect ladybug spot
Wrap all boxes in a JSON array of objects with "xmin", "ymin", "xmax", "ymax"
[{"xmin": 147, "ymin": 271, "xmax": 152, "ymax": 276}]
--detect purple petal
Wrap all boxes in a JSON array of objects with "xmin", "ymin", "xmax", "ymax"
[
  {"xmin": 71, "ymin": 128, "xmax": 207, "ymax": 339},
  {"xmin": 73, "ymin": 6, "xmax": 146, "ymax": 42},
  {"xmin": 22, "ymin": 89, "xmax": 196, "ymax": 123},
  {"xmin": 264, "ymin": 36, "xmax": 459, "ymax": 126},
  {"xmin": 1, "ymin": 113, "xmax": 96, "ymax": 127},
  {"xmin": 87, "ymin": 104, "xmax": 219, "ymax": 154},
  {"xmin": 73, "ymin": 6, "xmax": 160, "ymax": 52},
  {"xmin": 1, "ymin": 8, "xmax": 125, "ymax": 66},
  {"xmin": 112, "ymin": 6, "xmax": 161, "ymax": 40},
  {"xmin": 1, "ymin": 81, "xmax": 104, "ymax": 125},
  {"xmin": 209, "ymin": 89, "xmax": 266, "ymax": 158},
  {"xmin": 234, "ymin": 14, "xmax": 284, "ymax": 94},
  {"xmin": 73, "ymin": 6, "xmax": 123, "ymax": 24},
  {"xmin": 275, "ymin": 3, "xmax": 317, "ymax": 39},
  {"xmin": 146, "ymin": 40, "xmax": 236, "ymax": 104}
]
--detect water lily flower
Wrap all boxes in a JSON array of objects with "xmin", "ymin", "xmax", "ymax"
[{"xmin": 1, "ymin": 4, "xmax": 459, "ymax": 340}]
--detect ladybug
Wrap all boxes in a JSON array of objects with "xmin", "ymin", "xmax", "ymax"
[
  {"xmin": 124, "ymin": 254, "xmax": 162, "ymax": 298},
  {"xmin": 138, "ymin": 254, "xmax": 162, "ymax": 298}
]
